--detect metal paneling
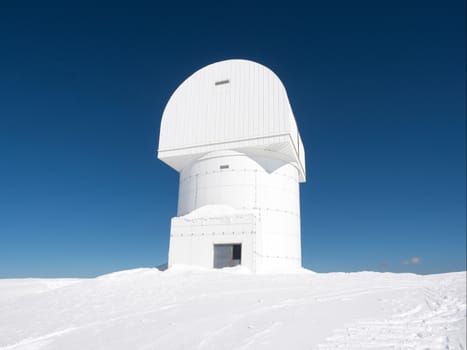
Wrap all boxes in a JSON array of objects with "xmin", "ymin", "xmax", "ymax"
[{"xmin": 158, "ymin": 59, "xmax": 306, "ymax": 181}]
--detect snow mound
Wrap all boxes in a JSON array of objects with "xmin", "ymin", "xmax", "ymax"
[
  {"xmin": 166, "ymin": 264, "xmax": 312, "ymax": 275},
  {"xmin": 0, "ymin": 269, "xmax": 465, "ymax": 350},
  {"xmin": 167, "ymin": 264, "xmax": 252, "ymax": 274},
  {"xmin": 166, "ymin": 264, "xmax": 214, "ymax": 273},
  {"xmin": 96, "ymin": 268, "xmax": 160, "ymax": 280},
  {"xmin": 181, "ymin": 204, "xmax": 247, "ymax": 219}
]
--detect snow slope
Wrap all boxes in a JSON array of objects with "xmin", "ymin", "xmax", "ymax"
[{"xmin": 0, "ymin": 267, "xmax": 465, "ymax": 350}]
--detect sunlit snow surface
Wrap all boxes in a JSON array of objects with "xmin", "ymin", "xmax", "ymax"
[{"xmin": 0, "ymin": 267, "xmax": 465, "ymax": 350}]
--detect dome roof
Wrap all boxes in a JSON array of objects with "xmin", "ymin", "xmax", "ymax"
[{"xmin": 158, "ymin": 59, "xmax": 305, "ymax": 181}]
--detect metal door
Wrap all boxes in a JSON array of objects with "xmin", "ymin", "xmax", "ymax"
[{"xmin": 213, "ymin": 244, "xmax": 241, "ymax": 268}]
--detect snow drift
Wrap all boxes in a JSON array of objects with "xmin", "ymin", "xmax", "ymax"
[{"xmin": 0, "ymin": 268, "xmax": 465, "ymax": 349}]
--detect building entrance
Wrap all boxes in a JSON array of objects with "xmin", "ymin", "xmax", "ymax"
[{"xmin": 213, "ymin": 244, "xmax": 241, "ymax": 268}]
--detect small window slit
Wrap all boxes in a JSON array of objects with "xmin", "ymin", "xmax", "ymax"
[{"xmin": 215, "ymin": 79, "xmax": 230, "ymax": 86}]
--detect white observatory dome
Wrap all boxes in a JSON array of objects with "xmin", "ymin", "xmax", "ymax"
[{"xmin": 158, "ymin": 59, "xmax": 306, "ymax": 272}]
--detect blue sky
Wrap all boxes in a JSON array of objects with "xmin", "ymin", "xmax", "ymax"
[{"xmin": 0, "ymin": 1, "xmax": 465, "ymax": 277}]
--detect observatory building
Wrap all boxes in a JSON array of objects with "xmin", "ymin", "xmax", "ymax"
[{"xmin": 158, "ymin": 59, "xmax": 306, "ymax": 272}]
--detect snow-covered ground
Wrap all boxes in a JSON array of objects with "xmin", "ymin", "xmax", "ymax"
[{"xmin": 0, "ymin": 267, "xmax": 465, "ymax": 350}]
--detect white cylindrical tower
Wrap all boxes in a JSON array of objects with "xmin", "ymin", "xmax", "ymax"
[{"xmin": 158, "ymin": 59, "xmax": 306, "ymax": 272}]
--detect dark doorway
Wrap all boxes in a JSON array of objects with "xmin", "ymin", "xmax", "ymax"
[{"xmin": 213, "ymin": 244, "xmax": 242, "ymax": 268}]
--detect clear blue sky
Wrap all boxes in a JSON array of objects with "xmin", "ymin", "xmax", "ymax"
[{"xmin": 0, "ymin": 1, "xmax": 465, "ymax": 277}]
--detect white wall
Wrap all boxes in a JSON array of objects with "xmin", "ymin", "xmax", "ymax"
[
  {"xmin": 169, "ymin": 151, "xmax": 301, "ymax": 272},
  {"xmin": 169, "ymin": 213, "xmax": 257, "ymax": 270}
]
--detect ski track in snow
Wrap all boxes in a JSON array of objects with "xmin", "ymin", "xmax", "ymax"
[
  {"xmin": 0, "ymin": 269, "xmax": 465, "ymax": 350},
  {"xmin": 316, "ymin": 285, "xmax": 466, "ymax": 349}
]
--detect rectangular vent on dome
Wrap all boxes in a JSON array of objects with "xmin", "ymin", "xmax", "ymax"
[
  {"xmin": 220, "ymin": 165, "xmax": 229, "ymax": 169},
  {"xmin": 215, "ymin": 79, "xmax": 230, "ymax": 86}
]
